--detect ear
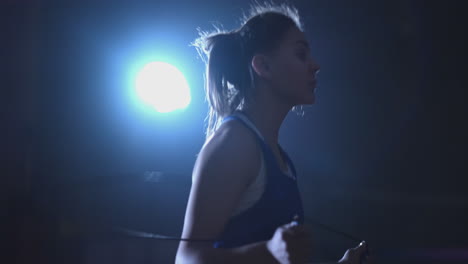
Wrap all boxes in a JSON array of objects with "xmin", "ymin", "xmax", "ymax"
[{"xmin": 251, "ymin": 54, "xmax": 273, "ymax": 80}]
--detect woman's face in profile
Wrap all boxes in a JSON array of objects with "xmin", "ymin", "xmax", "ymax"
[{"xmin": 268, "ymin": 26, "xmax": 320, "ymax": 106}]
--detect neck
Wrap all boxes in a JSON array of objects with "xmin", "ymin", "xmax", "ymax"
[{"xmin": 241, "ymin": 91, "xmax": 292, "ymax": 147}]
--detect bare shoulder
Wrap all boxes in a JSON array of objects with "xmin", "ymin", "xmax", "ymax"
[
  {"xmin": 194, "ymin": 119, "xmax": 262, "ymax": 185},
  {"xmin": 179, "ymin": 119, "xmax": 262, "ymax": 244}
]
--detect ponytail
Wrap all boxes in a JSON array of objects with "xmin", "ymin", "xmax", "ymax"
[
  {"xmin": 192, "ymin": 3, "xmax": 302, "ymax": 139},
  {"xmin": 194, "ymin": 30, "xmax": 252, "ymax": 138}
]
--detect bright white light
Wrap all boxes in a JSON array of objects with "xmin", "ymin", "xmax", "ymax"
[{"xmin": 135, "ymin": 61, "xmax": 191, "ymax": 113}]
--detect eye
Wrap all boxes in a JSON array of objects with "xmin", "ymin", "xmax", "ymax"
[{"xmin": 296, "ymin": 50, "xmax": 307, "ymax": 61}]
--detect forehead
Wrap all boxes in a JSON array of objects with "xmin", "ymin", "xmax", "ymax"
[{"xmin": 281, "ymin": 27, "xmax": 309, "ymax": 48}]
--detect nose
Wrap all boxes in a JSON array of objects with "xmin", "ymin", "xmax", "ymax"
[{"xmin": 308, "ymin": 60, "xmax": 320, "ymax": 78}]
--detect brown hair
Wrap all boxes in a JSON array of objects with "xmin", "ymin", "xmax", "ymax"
[{"xmin": 192, "ymin": 2, "xmax": 303, "ymax": 138}]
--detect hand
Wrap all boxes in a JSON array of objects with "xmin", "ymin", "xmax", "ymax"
[
  {"xmin": 266, "ymin": 219, "xmax": 312, "ymax": 264},
  {"xmin": 338, "ymin": 241, "xmax": 376, "ymax": 264}
]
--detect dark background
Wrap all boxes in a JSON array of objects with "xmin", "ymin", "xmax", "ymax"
[{"xmin": 2, "ymin": 0, "xmax": 467, "ymax": 263}]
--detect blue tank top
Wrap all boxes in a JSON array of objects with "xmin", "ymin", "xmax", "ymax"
[{"xmin": 213, "ymin": 113, "xmax": 305, "ymax": 248}]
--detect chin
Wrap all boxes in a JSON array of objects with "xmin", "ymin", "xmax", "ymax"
[{"xmin": 299, "ymin": 93, "xmax": 315, "ymax": 105}]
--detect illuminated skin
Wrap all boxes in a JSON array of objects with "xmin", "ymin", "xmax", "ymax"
[
  {"xmin": 263, "ymin": 26, "xmax": 320, "ymax": 106},
  {"xmin": 176, "ymin": 25, "xmax": 374, "ymax": 264},
  {"xmin": 245, "ymin": 25, "xmax": 320, "ymax": 169},
  {"xmin": 176, "ymin": 26, "xmax": 320, "ymax": 264}
]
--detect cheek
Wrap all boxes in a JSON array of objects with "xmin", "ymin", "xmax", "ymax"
[
  {"xmin": 281, "ymin": 60, "xmax": 314, "ymax": 104},
  {"xmin": 273, "ymin": 72, "xmax": 309, "ymax": 103},
  {"xmin": 270, "ymin": 56, "xmax": 309, "ymax": 101},
  {"xmin": 281, "ymin": 60, "xmax": 308, "ymax": 90}
]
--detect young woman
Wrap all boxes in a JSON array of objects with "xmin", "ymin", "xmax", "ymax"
[{"xmin": 176, "ymin": 3, "xmax": 374, "ymax": 264}]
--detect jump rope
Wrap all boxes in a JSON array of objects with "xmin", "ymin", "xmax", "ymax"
[
  {"xmin": 115, "ymin": 217, "xmax": 364, "ymax": 242},
  {"xmin": 114, "ymin": 215, "xmax": 371, "ymax": 260},
  {"xmin": 113, "ymin": 218, "xmax": 468, "ymax": 263}
]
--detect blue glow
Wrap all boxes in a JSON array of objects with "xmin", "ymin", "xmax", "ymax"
[{"xmin": 135, "ymin": 61, "xmax": 191, "ymax": 113}]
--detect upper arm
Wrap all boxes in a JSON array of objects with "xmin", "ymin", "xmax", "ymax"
[{"xmin": 179, "ymin": 121, "xmax": 262, "ymax": 251}]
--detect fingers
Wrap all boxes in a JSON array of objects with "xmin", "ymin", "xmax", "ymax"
[
  {"xmin": 285, "ymin": 216, "xmax": 307, "ymax": 231},
  {"xmin": 344, "ymin": 241, "xmax": 368, "ymax": 260},
  {"xmin": 355, "ymin": 241, "xmax": 377, "ymax": 264},
  {"xmin": 339, "ymin": 241, "xmax": 376, "ymax": 264},
  {"xmin": 286, "ymin": 216, "xmax": 300, "ymax": 228},
  {"xmin": 282, "ymin": 219, "xmax": 314, "ymax": 264},
  {"xmin": 285, "ymin": 223, "xmax": 311, "ymax": 239},
  {"xmin": 281, "ymin": 218, "xmax": 313, "ymax": 246},
  {"xmin": 353, "ymin": 241, "xmax": 368, "ymax": 255},
  {"xmin": 281, "ymin": 219, "xmax": 313, "ymax": 246}
]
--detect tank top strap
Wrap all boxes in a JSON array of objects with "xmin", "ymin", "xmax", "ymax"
[
  {"xmin": 222, "ymin": 112, "xmax": 296, "ymax": 179},
  {"xmin": 278, "ymin": 145, "xmax": 297, "ymax": 180},
  {"xmin": 222, "ymin": 112, "xmax": 265, "ymax": 142}
]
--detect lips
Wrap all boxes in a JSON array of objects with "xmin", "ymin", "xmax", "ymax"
[{"xmin": 309, "ymin": 79, "xmax": 317, "ymax": 88}]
